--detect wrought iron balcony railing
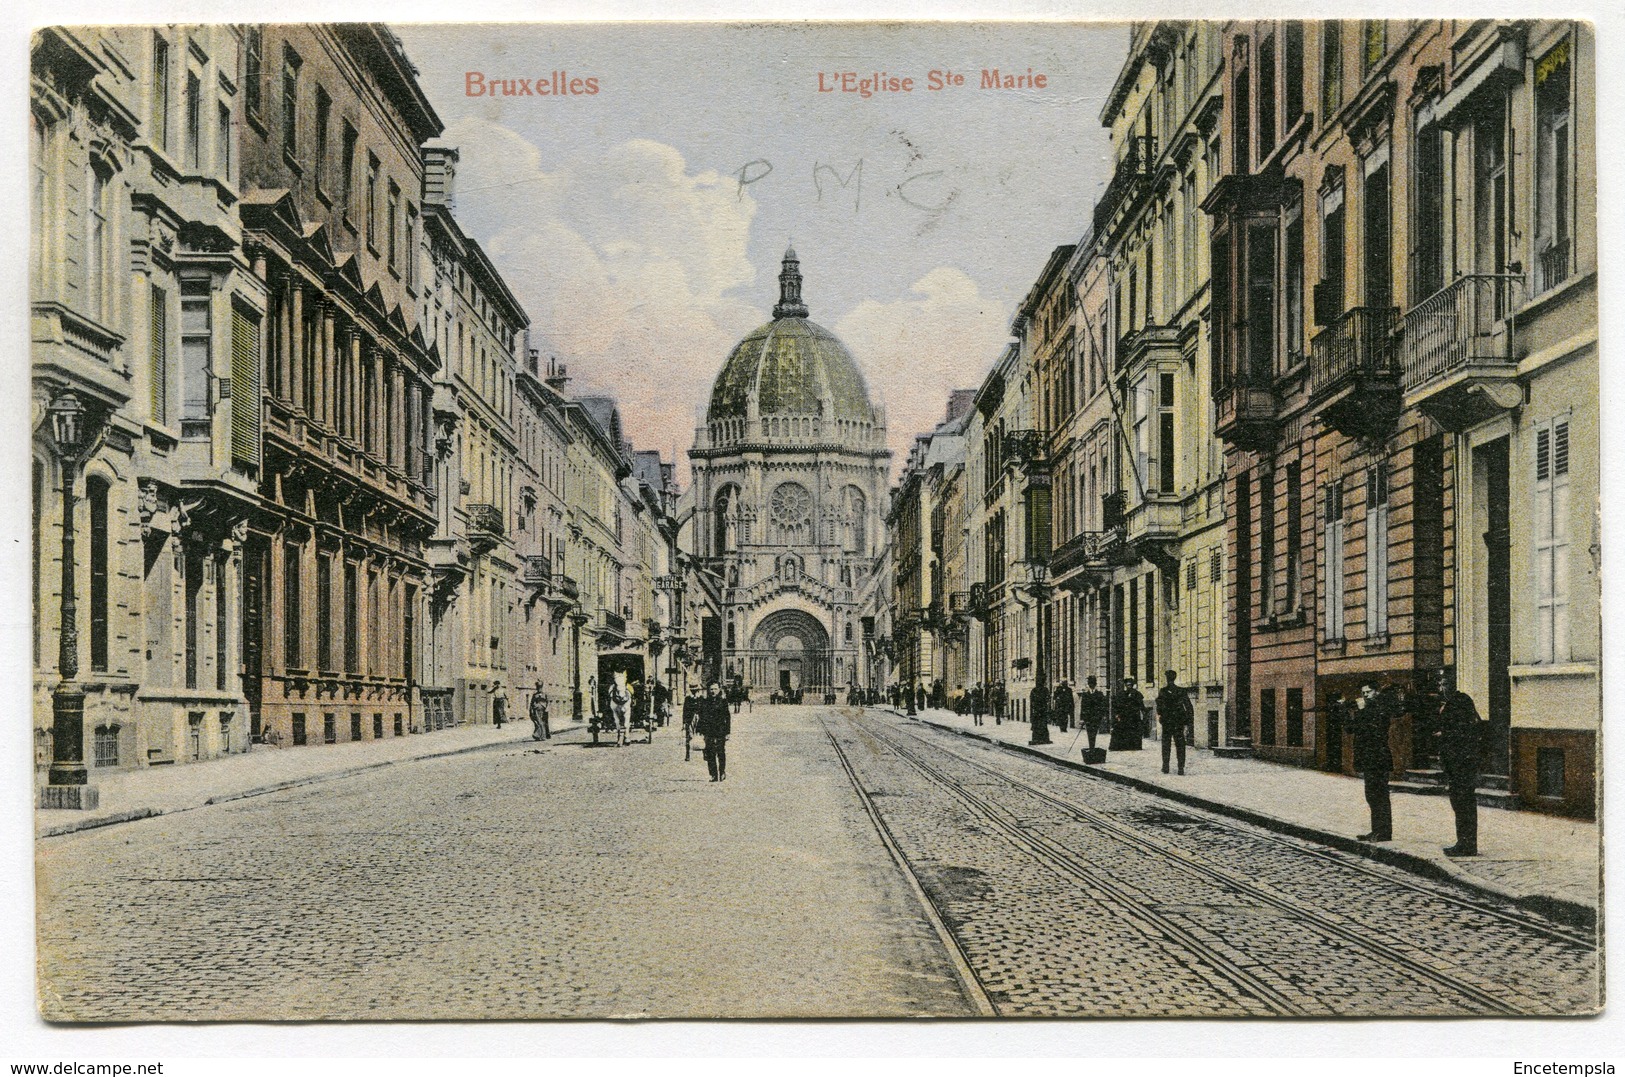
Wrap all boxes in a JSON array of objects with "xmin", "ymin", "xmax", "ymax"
[
  {"xmin": 466, "ymin": 502, "xmax": 504, "ymax": 538},
  {"xmin": 1310, "ymin": 306, "xmax": 1399, "ymax": 396},
  {"xmin": 1538, "ymin": 239, "xmax": 1572, "ymax": 294},
  {"xmin": 1399, "ymin": 274, "xmax": 1524, "ymax": 393}
]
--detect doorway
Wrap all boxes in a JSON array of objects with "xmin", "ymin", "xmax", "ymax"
[{"xmin": 1479, "ymin": 437, "xmax": 1512, "ymax": 779}]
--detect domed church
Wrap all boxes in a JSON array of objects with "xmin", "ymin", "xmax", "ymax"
[{"xmin": 689, "ymin": 247, "xmax": 890, "ymax": 698}]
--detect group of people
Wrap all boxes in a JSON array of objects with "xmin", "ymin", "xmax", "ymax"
[
  {"xmin": 1341, "ymin": 669, "xmax": 1487, "ymax": 857},
  {"xmin": 681, "ymin": 682, "xmax": 735, "ymax": 781}
]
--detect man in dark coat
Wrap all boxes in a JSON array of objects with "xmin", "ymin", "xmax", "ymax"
[
  {"xmin": 1349, "ymin": 681, "xmax": 1395, "ymax": 841},
  {"xmin": 915, "ymin": 682, "xmax": 927, "ymax": 712},
  {"xmin": 1157, "ymin": 670, "xmax": 1194, "ymax": 775},
  {"xmin": 1436, "ymin": 668, "xmax": 1483, "ymax": 856},
  {"xmin": 1053, "ymin": 680, "xmax": 1075, "ymax": 733},
  {"xmin": 969, "ymin": 683, "xmax": 986, "ymax": 726},
  {"xmin": 1079, "ymin": 676, "xmax": 1107, "ymax": 751},
  {"xmin": 992, "ymin": 681, "xmax": 1007, "ymax": 725},
  {"xmin": 696, "ymin": 682, "xmax": 732, "ymax": 782},
  {"xmin": 1110, "ymin": 678, "xmax": 1145, "ymax": 750}
]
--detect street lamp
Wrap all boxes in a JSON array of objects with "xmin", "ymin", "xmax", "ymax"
[
  {"xmin": 1022, "ymin": 560, "xmax": 1054, "ymax": 746},
  {"xmin": 41, "ymin": 391, "xmax": 100, "ymax": 809}
]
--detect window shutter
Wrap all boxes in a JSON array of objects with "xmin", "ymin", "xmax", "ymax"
[
  {"xmin": 149, "ymin": 286, "xmax": 167, "ymax": 425},
  {"xmin": 1554, "ymin": 420, "xmax": 1569, "ymax": 476},
  {"xmin": 231, "ymin": 304, "xmax": 262, "ymax": 469}
]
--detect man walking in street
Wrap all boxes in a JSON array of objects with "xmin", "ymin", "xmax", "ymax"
[
  {"xmin": 697, "ymin": 681, "xmax": 732, "ymax": 782},
  {"xmin": 1053, "ymin": 680, "xmax": 1075, "ymax": 733},
  {"xmin": 1157, "ymin": 670, "xmax": 1193, "ymax": 775},
  {"xmin": 1350, "ymin": 681, "xmax": 1395, "ymax": 842},
  {"xmin": 529, "ymin": 681, "xmax": 551, "ymax": 741},
  {"xmin": 1079, "ymin": 675, "xmax": 1106, "ymax": 752},
  {"xmin": 1436, "ymin": 668, "xmax": 1484, "ymax": 857}
]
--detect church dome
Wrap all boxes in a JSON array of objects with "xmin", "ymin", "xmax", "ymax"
[{"xmin": 706, "ymin": 248, "xmax": 876, "ymax": 425}]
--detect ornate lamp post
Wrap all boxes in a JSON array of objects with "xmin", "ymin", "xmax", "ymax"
[
  {"xmin": 1023, "ymin": 560, "xmax": 1054, "ymax": 746},
  {"xmin": 41, "ymin": 391, "xmax": 101, "ymax": 809}
]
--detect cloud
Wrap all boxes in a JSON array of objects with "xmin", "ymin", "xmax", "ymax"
[
  {"xmin": 442, "ymin": 117, "xmax": 765, "ymax": 462},
  {"xmin": 835, "ymin": 267, "xmax": 1011, "ymax": 469}
]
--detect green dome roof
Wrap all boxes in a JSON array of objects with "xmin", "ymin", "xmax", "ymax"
[
  {"xmin": 707, "ymin": 316, "xmax": 875, "ymax": 423},
  {"xmin": 706, "ymin": 246, "xmax": 875, "ymax": 424}
]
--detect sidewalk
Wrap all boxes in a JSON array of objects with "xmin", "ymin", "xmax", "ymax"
[
  {"xmin": 894, "ymin": 706, "xmax": 1599, "ymax": 927},
  {"xmin": 34, "ymin": 720, "xmax": 584, "ymax": 839}
]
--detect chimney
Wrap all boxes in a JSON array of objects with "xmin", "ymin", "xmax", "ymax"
[
  {"xmin": 422, "ymin": 145, "xmax": 459, "ymax": 208},
  {"xmin": 545, "ymin": 356, "xmax": 570, "ymax": 392}
]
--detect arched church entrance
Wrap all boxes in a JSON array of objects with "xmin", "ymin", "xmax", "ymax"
[{"xmin": 748, "ymin": 609, "xmax": 832, "ymax": 698}]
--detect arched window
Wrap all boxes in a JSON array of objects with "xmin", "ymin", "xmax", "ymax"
[
  {"xmin": 713, "ymin": 485, "xmax": 739, "ymax": 554},
  {"xmin": 845, "ymin": 486, "xmax": 868, "ymax": 555}
]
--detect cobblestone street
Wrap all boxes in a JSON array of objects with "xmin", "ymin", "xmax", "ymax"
[{"xmin": 36, "ymin": 706, "xmax": 1600, "ymax": 1021}]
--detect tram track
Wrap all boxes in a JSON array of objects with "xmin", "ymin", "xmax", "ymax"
[{"xmin": 832, "ymin": 709, "xmax": 1564, "ymax": 1016}]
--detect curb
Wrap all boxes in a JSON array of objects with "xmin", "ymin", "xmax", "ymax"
[
  {"xmin": 904, "ymin": 712, "xmax": 1597, "ymax": 932},
  {"xmin": 37, "ymin": 731, "xmax": 551, "ymax": 839}
]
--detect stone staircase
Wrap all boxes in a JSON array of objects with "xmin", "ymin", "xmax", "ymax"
[{"xmin": 1389, "ymin": 767, "xmax": 1519, "ymax": 810}]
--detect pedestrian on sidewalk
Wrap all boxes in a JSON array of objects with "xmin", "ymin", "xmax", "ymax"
[
  {"xmin": 970, "ymin": 683, "xmax": 986, "ymax": 726},
  {"xmin": 1157, "ymin": 670, "xmax": 1193, "ymax": 775},
  {"xmin": 683, "ymin": 684, "xmax": 703, "ymax": 761},
  {"xmin": 915, "ymin": 682, "xmax": 927, "ymax": 712},
  {"xmin": 493, "ymin": 684, "xmax": 508, "ymax": 729},
  {"xmin": 1080, "ymin": 676, "xmax": 1106, "ymax": 751},
  {"xmin": 1436, "ymin": 668, "xmax": 1484, "ymax": 857},
  {"xmin": 530, "ymin": 681, "xmax": 551, "ymax": 741},
  {"xmin": 1053, "ymin": 680, "xmax": 1075, "ymax": 733},
  {"xmin": 698, "ymin": 681, "xmax": 732, "ymax": 781},
  {"xmin": 1110, "ymin": 678, "xmax": 1145, "ymax": 750},
  {"xmin": 1350, "ymin": 681, "xmax": 1395, "ymax": 842},
  {"xmin": 992, "ymin": 681, "xmax": 1007, "ymax": 725}
]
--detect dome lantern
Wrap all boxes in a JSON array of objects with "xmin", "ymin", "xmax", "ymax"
[{"xmin": 772, "ymin": 245, "xmax": 808, "ymax": 320}]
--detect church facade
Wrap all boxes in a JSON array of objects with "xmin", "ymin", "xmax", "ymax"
[{"xmin": 689, "ymin": 249, "xmax": 890, "ymax": 698}]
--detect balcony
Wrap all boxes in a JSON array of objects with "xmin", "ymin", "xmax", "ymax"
[
  {"xmin": 466, "ymin": 502, "xmax": 503, "ymax": 554},
  {"xmin": 1537, "ymin": 239, "xmax": 1572, "ymax": 295},
  {"xmin": 1115, "ymin": 322, "xmax": 1182, "ymax": 373},
  {"xmin": 1119, "ymin": 494, "xmax": 1182, "ymax": 572},
  {"xmin": 1093, "ymin": 135, "xmax": 1155, "ymax": 238},
  {"xmin": 1215, "ymin": 380, "xmax": 1278, "ymax": 451},
  {"xmin": 1309, "ymin": 306, "xmax": 1400, "ymax": 441},
  {"xmin": 1049, "ymin": 530, "xmax": 1115, "ymax": 589},
  {"xmin": 600, "ymin": 608, "xmax": 627, "ymax": 636},
  {"xmin": 554, "ymin": 574, "xmax": 580, "ymax": 601},
  {"xmin": 1399, "ymin": 274, "xmax": 1525, "ymax": 431},
  {"xmin": 522, "ymin": 554, "xmax": 553, "ymax": 589}
]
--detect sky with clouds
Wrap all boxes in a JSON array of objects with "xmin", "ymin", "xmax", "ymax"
[{"xmin": 392, "ymin": 23, "xmax": 1127, "ymax": 473}]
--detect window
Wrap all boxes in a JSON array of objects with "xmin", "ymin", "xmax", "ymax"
[
  {"xmin": 184, "ymin": 70, "xmax": 201, "ymax": 169},
  {"xmin": 1210, "ymin": 545, "xmax": 1222, "ymax": 584},
  {"xmin": 324, "ymin": 713, "xmax": 336, "ymax": 744},
  {"xmin": 281, "ymin": 46, "xmax": 300, "ymax": 157},
  {"xmin": 1258, "ymin": 34, "xmax": 1277, "ymax": 161},
  {"xmin": 152, "ymin": 35, "xmax": 171, "ymax": 152},
  {"xmin": 1537, "ymin": 747, "xmax": 1566, "ymax": 799},
  {"xmin": 243, "ymin": 27, "xmax": 263, "ymax": 119},
  {"xmin": 1285, "ymin": 460, "xmax": 1302, "ymax": 610},
  {"xmin": 404, "ymin": 583, "xmax": 416, "ymax": 684},
  {"xmin": 283, "ymin": 544, "xmax": 302, "ymax": 669},
  {"xmin": 1474, "ymin": 100, "xmax": 1510, "ymax": 283},
  {"xmin": 1412, "ymin": 109, "xmax": 1446, "ymax": 301},
  {"xmin": 1362, "ymin": 20, "xmax": 1386, "ymax": 75},
  {"xmin": 86, "ymin": 164, "xmax": 111, "ymax": 323},
  {"xmin": 184, "ymin": 546, "xmax": 202, "ymax": 688},
  {"xmin": 394, "ymin": 714, "xmax": 403, "ymax": 737},
  {"xmin": 1363, "ymin": 145, "xmax": 1392, "ymax": 312},
  {"xmin": 229, "ymin": 301, "xmax": 262, "ymax": 469},
  {"xmin": 387, "ymin": 181, "xmax": 400, "ymax": 269},
  {"xmin": 344, "ymin": 560, "xmax": 359, "ymax": 673},
  {"xmin": 180, "ymin": 275, "xmax": 212, "ymax": 435},
  {"xmin": 1321, "ymin": 22, "xmax": 1342, "ymax": 120},
  {"xmin": 1258, "ymin": 687, "xmax": 1277, "ymax": 745},
  {"xmin": 1233, "ymin": 59, "xmax": 1251, "ymax": 172},
  {"xmin": 340, "ymin": 124, "xmax": 358, "ymax": 226},
  {"xmin": 365, "ymin": 154, "xmax": 380, "ymax": 251},
  {"xmin": 405, "ymin": 206, "xmax": 418, "ymax": 288},
  {"xmin": 1285, "ymin": 22, "xmax": 1305, "ymax": 126},
  {"xmin": 1366, "ymin": 464, "xmax": 1389, "ymax": 636},
  {"xmin": 1535, "ymin": 40, "xmax": 1574, "ymax": 292},
  {"xmin": 1158, "ymin": 371, "xmax": 1176, "ymax": 493},
  {"xmin": 215, "ymin": 556, "xmax": 228, "ymax": 691},
  {"xmin": 94, "ymin": 724, "xmax": 119, "ymax": 768},
  {"xmin": 1186, "ymin": 558, "xmax": 1197, "ymax": 591},
  {"xmin": 313, "ymin": 87, "xmax": 331, "ymax": 194},
  {"xmin": 316, "ymin": 553, "xmax": 333, "ymax": 670},
  {"xmin": 1286, "ymin": 687, "xmax": 1304, "ymax": 747},
  {"xmin": 292, "ymin": 712, "xmax": 306, "ymax": 746},
  {"xmin": 1319, "ymin": 174, "xmax": 1346, "ymax": 326},
  {"xmin": 88, "ymin": 478, "xmax": 109, "ymax": 672},
  {"xmin": 217, "ymin": 103, "xmax": 232, "ymax": 184},
  {"xmin": 149, "ymin": 284, "xmax": 168, "ymax": 424},
  {"xmin": 1258, "ymin": 466, "xmax": 1275, "ymax": 618},
  {"xmin": 1325, "ymin": 481, "xmax": 1346, "ymax": 640},
  {"xmin": 350, "ymin": 713, "xmax": 362, "ymax": 741},
  {"xmin": 1534, "ymin": 417, "xmax": 1572, "ymax": 663},
  {"xmin": 1246, "ymin": 217, "xmax": 1277, "ymax": 378},
  {"xmin": 373, "ymin": 713, "xmax": 383, "ymax": 739},
  {"xmin": 1284, "ymin": 194, "xmax": 1304, "ymax": 362}
]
